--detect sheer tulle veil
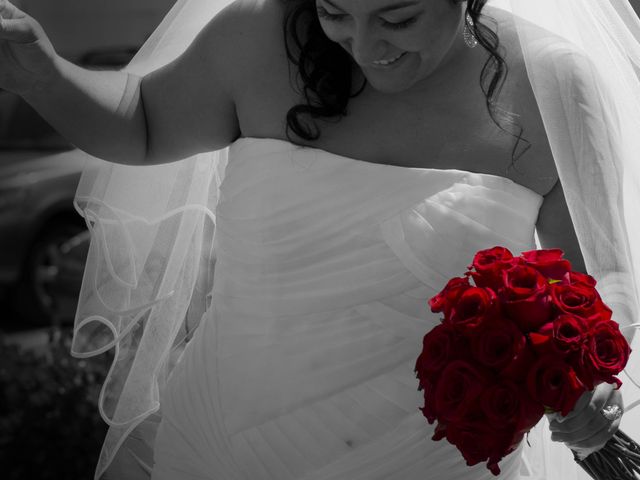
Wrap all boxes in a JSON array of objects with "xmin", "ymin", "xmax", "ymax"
[
  {"xmin": 70, "ymin": 1, "xmax": 233, "ymax": 476},
  {"xmin": 69, "ymin": 0, "xmax": 640, "ymax": 478}
]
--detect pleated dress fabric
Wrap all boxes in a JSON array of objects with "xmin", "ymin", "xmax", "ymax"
[{"xmin": 150, "ymin": 137, "xmax": 545, "ymax": 480}]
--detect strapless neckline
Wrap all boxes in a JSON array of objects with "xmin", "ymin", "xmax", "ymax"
[
  {"xmin": 155, "ymin": 133, "xmax": 543, "ymax": 480},
  {"xmin": 232, "ymin": 136, "xmax": 544, "ymax": 201}
]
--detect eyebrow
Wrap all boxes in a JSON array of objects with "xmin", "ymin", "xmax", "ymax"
[{"xmin": 322, "ymin": 0, "xmax": 421, "ymax": 14}]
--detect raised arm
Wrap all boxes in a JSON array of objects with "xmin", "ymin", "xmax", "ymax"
[{"xmin": 0, "ymin": 0, "xmax": 246, "ymax": 165}]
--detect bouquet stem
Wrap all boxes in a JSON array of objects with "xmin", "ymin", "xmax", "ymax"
[{"xmin": 574, "ymin": 430, "xmax": 640, "ymax": 479}]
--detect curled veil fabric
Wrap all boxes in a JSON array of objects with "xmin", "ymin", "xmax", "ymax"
[
  {"xmin": 70, "ymin": 0, "xmax": 640, "ymax": 478},
  {"xmin": 70, "ymin": 0, "xmax": 235, "ymax": 477}
]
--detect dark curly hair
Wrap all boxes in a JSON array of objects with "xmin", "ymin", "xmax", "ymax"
[{"xmin": 282, "ymin": 0, "xmax": 529, "ymax": 162}]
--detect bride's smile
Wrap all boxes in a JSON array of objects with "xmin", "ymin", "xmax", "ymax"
[{"xmin": 315, "ymin": 0, "xmax": 470, "ymax": 93}]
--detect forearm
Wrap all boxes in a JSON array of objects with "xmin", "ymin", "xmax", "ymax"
[
  {"xmin": 22, "ymin": 57, "xmax": 148, "ymax": 165},
  {"xmin": 596, "ymin": 271, "xmax": 638, "ymax": 344}
]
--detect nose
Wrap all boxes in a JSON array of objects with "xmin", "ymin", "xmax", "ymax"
[{"xmin": 348, "ymin": 23, "xmax": 386, "ymax": 65}]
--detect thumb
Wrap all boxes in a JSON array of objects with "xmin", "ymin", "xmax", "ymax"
[
  {"xmin": 0, "ymin": 0, "xmax": 27, "ymax": 19},
  {"xmin": 0, "ymin": 15, "xmax": 39, "ymax": 43}
]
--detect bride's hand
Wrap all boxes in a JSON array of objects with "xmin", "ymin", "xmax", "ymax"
[
  {"xmin": 548, "ymin": 382, "xmax": 623, "ymax": 460},
  {"xmin": 0, "ymin": 0, "xmax": 58, "ymax": 96}
]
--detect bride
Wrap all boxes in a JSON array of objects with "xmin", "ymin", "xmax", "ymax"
[{"xmin": 1, "ymin": 0, "xmax": 639, "ymax": 478}]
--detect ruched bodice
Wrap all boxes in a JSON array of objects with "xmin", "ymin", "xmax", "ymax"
[
  {"xmin": 213, "ymin": 138, "xmax": 542, "ymax": 317},
  {"xmin": 152, "ymin": 137, "xmax": 549, "ymax": 480}
]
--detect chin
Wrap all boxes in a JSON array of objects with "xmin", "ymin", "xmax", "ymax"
[
  {"xmin": 361, "ymin": 56, "xmax": 436, "ymax": 94},
  {"xmin": 365, "ymin": 77, "xmax": 415, "ymax": 94}
]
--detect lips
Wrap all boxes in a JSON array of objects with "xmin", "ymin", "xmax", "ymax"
[{"xmin": 372, "ymin": 51, "xmax": 407, "ymax": 66}]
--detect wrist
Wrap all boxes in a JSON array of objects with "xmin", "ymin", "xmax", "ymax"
[{"xmin": 22, "ymin": 52, "xmax": 66, "ymax": 102}]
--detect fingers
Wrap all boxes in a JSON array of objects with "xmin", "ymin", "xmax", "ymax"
[
  {"xmin": 0, "ymin": 16, "xmax": 38, "ymax": 43},
  {"xmin": 551, "ymin": 415, "xmax": 620, "ymax": 457},
  {"xmin": 550, "ymin": 408, "xmax": 616, "ymax": 443},
  {"xmin": 548, "ymin": 383, "xmax": 623, "ymax": 454},
  {"xmin": 0, "ymin": 0, "xmax": 25, "ymax": 20},
  {"xmin": 564, "ymin": 416, "xmax": 620, "ymax": 455},
  {"xmin": 0, "ymin": 1, "xmax": 37, "ymax": 43},
  {"xmin": 549, "ymin": 386, "xmax": 612, "ymax": 432},
  {"xmin": 552, "ymin": 389, "xmax": 593, "ymax": 424}
]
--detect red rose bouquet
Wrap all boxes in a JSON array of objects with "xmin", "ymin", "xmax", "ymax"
[{"xmin": 415, "ymin": 247, "xmax": 639, "ymax": 477}]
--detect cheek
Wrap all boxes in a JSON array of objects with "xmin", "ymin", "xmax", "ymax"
[
  {"xmin": 318, "ymin": 22, "xmax": 341, "ymax": 43},
  {"xmin": 416, "ymin": 14, "xmax": 460, "ymax": 55},
  {"xmin": 386, "ymin": 27, "xmax": 432, "ymax": 52},
  {"xmin": 318, "ymin": 21, "xmax": 360, "ymax": 48}
]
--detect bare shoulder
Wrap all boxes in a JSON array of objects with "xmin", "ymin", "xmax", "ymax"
[
  {"xmin": 197, "ymin": 0, "xmax": 296, "ymax": 125},
  {"xmin": 484, "ymin": 5, "xmax": 560, "ymax": 195},
  {"xmin": 140, "ymin": 0, "xmax": 289, "ymax": 159},
  {"xmin": 201, "ymin": 0, "xmax": 303, "ymax": 139},
  {"xmin": 487, "ymin": 5, "xmax": 609, "ymax": 193},
  {"xmin": 487, "ymin": 4, "xmax": 593, "ymax": 84}
]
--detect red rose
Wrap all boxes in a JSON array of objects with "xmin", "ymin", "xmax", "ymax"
[
  {"xmin": 480, "ymin": 380, "xmax": 544, "ymax": 433},
  {"xmin": 429, "ymin": 276, "xmax": 471, "ymax": 318},
  {"xmin": 434, "ymin": 360, "xmax": 492, "ymax": 423},
  {"xmin": 528, "ymin": 324, "xmax": 560, "ymax": 358},
  {"xmin": 480, "ymin": 381, "xmax": 521, "ymax": 424},
  {"xmin": 467, "ymin": 246, "xmax": 516, "ymax": 291},
  {"xmin": 470, "ymin": 320, "xmax": 526, "ymax": 370},
  {"xmin": 574, "ymin": 319, "xmax": 631, "ymax": 389},
  {"xmin": 516, "ymin": 388, "xmax": 546, "ymax": 433},
  {"xmin": 447, "ymin": 287, "xmax": 501, "ymax": 335},
  {"xmin": 501, "ymin": 264, "xmax": 552, "ymax": 332},
  {"xmin": 550, "ymin": 283, "xmax": 612, "ymax": 320},
  {"xmin": 521, "ymin": 248, "xmax": 572, "ymax": 280},
  {"xmin": 419, "ymin": 379, "xmax": 439, "ymax": 424},
  {"xmin": 431, "ymin": 421, "xmax": 447, "ymax": 441},
  {"xmin": 563, "ymin": 270, "xmax": 597, "ymax": 287},
  {"xmin": 530, "ymin": 315, "xmax": 589, "ymax": 357},
  {"xmin": 415, "ymin": 323, "xmax": 465, "ymax": 385},
  {"xmin": 445, "ymin": 420, "xmax": 519, "ymax": 475},
  {"xmin": 501, "ymin": 342, "xmax": 537, "ymax": 382},
  {"xmin": 527, "ymin": 356, "xmax": 586, "ymax": 416},
  {"xmin": 552, "ymin": 314, "xmax": 589, "ymax": 352}
]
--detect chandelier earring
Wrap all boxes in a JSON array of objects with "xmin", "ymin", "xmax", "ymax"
[{"xmin": 463, "ymin": 12, "xmax": 478, "ymax": 48}]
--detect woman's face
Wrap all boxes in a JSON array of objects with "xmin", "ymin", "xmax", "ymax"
[{"xmin": 315, "ymin": 0, "xmax": 466, "ymax": 94}]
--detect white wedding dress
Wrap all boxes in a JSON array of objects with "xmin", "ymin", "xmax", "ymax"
[
  {"xmin": 71, "ymin": 2, "xmax": 640, "ymax": 479},
  {"xmin": 150, "ymin": 136, "xmax": 551, "ymax": 480}
]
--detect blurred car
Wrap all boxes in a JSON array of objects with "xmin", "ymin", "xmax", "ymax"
[{"xmin": 0, "ymin": 48, "xmax": 137, "ymax": 326}]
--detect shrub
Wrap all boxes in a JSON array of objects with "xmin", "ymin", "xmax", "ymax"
[{"xmin": 0, "ymin": 328, "xmax": 112, "ymax": 480}]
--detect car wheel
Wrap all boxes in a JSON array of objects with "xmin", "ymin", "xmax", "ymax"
[{"xmin": 12, "ymin": 222, "xmax": 89, "ymax": 327}]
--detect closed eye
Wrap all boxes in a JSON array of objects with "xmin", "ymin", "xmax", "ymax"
[
  {"xmin": 316, "ymin": 6, "xmax": 347, "ymax": 22},
  {"xmin": 316, "ymin": 7, "xmax": 419, "ymax": 30},
  {"xmin": 382, "ymin": 17, "xmax": 418, "ymax": 30}
]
